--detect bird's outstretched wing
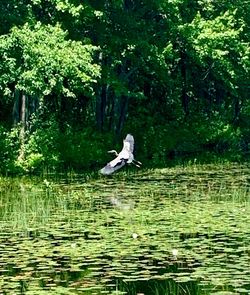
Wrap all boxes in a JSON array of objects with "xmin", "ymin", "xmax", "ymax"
[
  {"xmin": 100, "ymin": 157, "xmax": 126, "ymax": 175},
  {"xmin": 123, "ymin": 134, "xmax": 134, "ymax": 153},
  {"xmin": 100, "ymin": 134, "xmax": 135, "ymax": 175}
]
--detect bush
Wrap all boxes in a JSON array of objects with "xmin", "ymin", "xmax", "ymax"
[
  {"xmin": 58, "ymin": 128, "xmax": 113, "ymax": 171},
  {"xmin": 19, "ymin": 118, "xmax": 61, "ymax": 173},
  {"xmin": 0, "ymin": 125, "xmax": 21, "ymax": 174}
]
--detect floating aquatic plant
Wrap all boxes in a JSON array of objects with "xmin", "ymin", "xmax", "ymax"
[{"xmin": 0, "ymin": 163, "xmax": 249, "ymax": 294}]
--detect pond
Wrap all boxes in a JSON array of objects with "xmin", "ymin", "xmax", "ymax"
[{"xmin": 0, "ymin": 163, "xmax": 250, "ymax": 295}]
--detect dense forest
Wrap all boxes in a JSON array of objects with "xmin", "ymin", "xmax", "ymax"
[{"xmin": 0, "ymin": 0, "xmax": 249, "ymax": 174}]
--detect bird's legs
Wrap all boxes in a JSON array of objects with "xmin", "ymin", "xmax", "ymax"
[
  {"xmin": 131, "ymin": 159, "xmax": 142, "ymax": 167},
  {"xmin": 134, "ymin": 159, "xmax": 142, "ymax": 165},
  {"xmin": 132, "ymin": 162, "xmax": 140, "ymax": 168}
]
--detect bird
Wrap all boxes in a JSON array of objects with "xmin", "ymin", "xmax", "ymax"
[{"xmin": 100, "ymin": 134, "xmax": 142, "ymax": 175}]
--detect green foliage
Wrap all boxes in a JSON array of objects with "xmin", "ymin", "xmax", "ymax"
[
  {"xmin": 58, "ymin": 128, "xmax": 113, "ymax": 170},
  {"xmin": 0, "ymin": 125, "xmax": 21, "ymax": 173},
  {"xmin": 0, "ymin": 118, "xmax": 61, "ymax": 174},
  {"xmin": 17, "ymin": 117, "xmax": 61, "ymax": 173},
  {"xmin": 0, "ymin": 22, "xmax": 100, "ymax": 98},
  {"xmin": 0, "ymin": 0, "xmax": 249, "ymax": 174},
  {"xmin": 0, "ymin": 126, "xmax": 8, "ymax": 172},
  {"xmin": 0, "ymin": 119, "xmax": 115, "ymax": 173},
  {"xmin": 185, "ymin": 10, "xmax": 247, "ymax": 90}
]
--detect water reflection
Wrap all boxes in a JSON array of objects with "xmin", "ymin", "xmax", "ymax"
[{"xmin": 109, "ymin": 197, "xmax": 135, "ymax": 211}]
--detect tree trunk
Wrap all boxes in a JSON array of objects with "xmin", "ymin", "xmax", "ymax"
[
  {"xmin": 96, "ymin": 52, "xmax": 110, "ymax": 131},
  {"xmin": 18, "ymin": 93, "xmax": 27, "ymax": 161},
  {"xmin": 108, "ymin": 91, "xmax": 115, "ymax": 131},
  {"xmin": 113, "ymin": 61, "xmax": 133, "ymax": 136},
  {"xmin": 96, "ymin": 84, "xmax": 108, "ymax": 131},
  {"xmin": 143, "ymin": 81, "xmax": 151, "ymax": 98},
  {"xmin": 124, "ymin": 0, "xmax": 134, "ymax": 10},
  {"xmin": 180, "ymin": 50, "xmax": 189, "ymax": 115},
  {"xmin": 96, "ymin": 87, "xmax": 102, "ymax": 130},
  {"xmin": 233, "ymin": 95, "xmax": 241, "ymax": 124},
  {"xmin": 116, "ymin": 95, "xmax": 129, "ymax": 137},
  {"xmin": 13, "ymin": 89, "xmax": 20, "ymax": 126}
]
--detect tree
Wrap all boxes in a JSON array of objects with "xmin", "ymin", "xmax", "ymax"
[
  {"xmin": 0, "ymin": 0, "xmax": 249, "ymax": 172},
  {"xmin": 0, "ymin": 22, "xmax": 100, "ymax": 160}
]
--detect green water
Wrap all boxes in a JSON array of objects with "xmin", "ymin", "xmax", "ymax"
[{"xmin": 0, "ymin": 164, "xmax": 249, "ymax": 295}]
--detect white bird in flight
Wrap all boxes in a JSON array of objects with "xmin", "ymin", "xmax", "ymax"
[{"xmin": 100, "ymin": 134, "xmax": 142, "ymax": 175}]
